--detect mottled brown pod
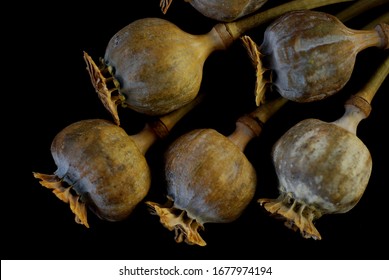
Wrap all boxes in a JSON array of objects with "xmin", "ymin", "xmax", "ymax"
[
  {"xmin": 33, "ymin": 119, "xmax": 151, "ymax": 228},
  {"xmin": 33, "ymin": 96, "xmax": 202, "ymax": 228},
  {"xmin": 160, "ymin": 0, "xmax": 268, "ymax": 22},
  {"xmin": 84, "ymin": 0, "xmax": 351, "ymax": 125},
  {"xmin": 146, "ymin": 97, "xmax": 287, "ymax": 246},
  {"xmin": 253, "ymin": 10, "xmax": 388, "ymax": 103},
  {"xmin": 258, "ymin": 55, "xmax": 389, "ymax": 240}
]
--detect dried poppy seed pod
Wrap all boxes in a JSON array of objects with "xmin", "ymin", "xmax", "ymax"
[
  {"xmin": 256, "ymin": 10, "xmax": 388, "ymax": 103},
  {"xmin": 261, "ymin": 117, "xmax": 372, "ymax": 240},
  {"xmin": 148, "ymin": 128, "xmax": 257, "ymax": 246},
  {"xmin": 84, "ymin": 0, "xmax": 351, "ymax": 125},
  {"xmin": 33, "ymin": 96, "xmax": 203, "ymax": 228},
  {"xmin": 160, "ymin": 0, "xmax": 268, "ymax": 22},
  {"xmin": 146, "ymin": 97, "xmax": 287, "ymax": 246},
  {"xmin": 258, "ymin": 55, "xmax": 389, "ymax": 240},
  {"xmin": 33, "ymin": 119, "xmax": 151, "ymax": 228},
  {"xmin": 84, "ymin": 18, "xmax": 226, "ymax": 125}
]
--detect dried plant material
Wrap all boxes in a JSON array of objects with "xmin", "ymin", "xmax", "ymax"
[
  {"xmin": 33, "ymin": 173, "xmax": 89, "ymax": 228},
  {"xmin": 241, "ymin": 35, "xmax": 268, "ymax": 106},
  {"xmin": 84, "ymin": 0, "xmax": 351, "ymax": 123},
  {"xmin": 257, "ymin": 10, "xmax": 388, "ymax": 102},
  {"xmin": 84, "ymin": 52, "xmax": 124, "ymax": 126},
  {"xmin": 33, "ymin": 96, "xmax": 203, "ymax": 227},
  {"xmin": 259, "ymin": 55, "xmax": 389, "ymax": 240},
  {"xmin": 147, "ymin": 97, "xmax": 287, "ymax": 246}
]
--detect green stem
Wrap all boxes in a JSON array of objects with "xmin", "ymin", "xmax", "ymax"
[
  {"xmin": 249, "ymin": 97, "xmax": 288, "ymax": 124},
  {"xmin": 131, "ymin": 93, "xmax": 204, "ymax": 155},
  {"xmin": 224, "ymin": 0, "xmax": 354, "ymax": 40},
  {"xmin": 157, "ymin": 93, "xmax": 204, "ymax": 134},
  {"xmin": 355, "ymin": 54, "xmax": 389, "ymax": 105},
  {"xmin": 363, "ymin": 12, "xmax": 389, "ymax": 30},
  {"xmin": 336, "ymin": 0, "xmax": 388, "ymax": 22},
  {"xmin": 340, "ymin": 54, "xmax": 388, "ymax": 129},
  {"xmin": 229, "ymin": 97, "xmax": 288, "ymax": 151}
]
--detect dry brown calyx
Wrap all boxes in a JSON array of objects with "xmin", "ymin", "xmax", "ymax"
[
  {"xmin": 33, "ymin": 173, "xmax": 89, "ymax": 228},
  {"xmin": 259, "ymin": 193, "xmax": 323, "ymax": 240},
  {"xmin": 240, "ymin": 35, "xmax": 268, "ymax": 106},
  {"xmin": 146, "ymin": 198, "xmax": 206, "ymax": 246},
  {"xmin": 84, "ymin": 52, "xmax": 124, "ymax": 126},
  {"xmin": 160, "ymin": 0, "xmax": 174, "ymax": 14}
]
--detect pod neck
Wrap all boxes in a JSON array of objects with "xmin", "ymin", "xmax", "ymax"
[
  {"xmin": 334, "ymin": 54, "xmax": 389, "ymax": 134},
  {"xmin": 131, "ymin": 94, "xmax": 204, "ymax": 155},
  {"xmin": 228, "ymin": 97, "xmax": 288, "ymax": 151}
]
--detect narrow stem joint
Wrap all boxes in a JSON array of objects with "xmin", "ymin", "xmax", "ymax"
[
  {"xmin": 236, "ymin": 115, "xmax": 263, "ymax": 137},
  {"xmin": 344, "ymin": 95, "xmax": 372, "ymax": 118},
  {"xmin": 375, "ymin": 23, "xmax": 389, "ymax": 49}
]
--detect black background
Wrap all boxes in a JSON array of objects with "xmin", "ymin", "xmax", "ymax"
[{"xmin": 6, "ymin": 0, "xmax": 388, "ymax": 260}]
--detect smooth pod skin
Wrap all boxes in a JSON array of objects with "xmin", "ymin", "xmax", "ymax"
[
  {"xmin": 260, "ymin": 10, "xmax": 384, "ymax": 102},
  {"xmin": 103, "ymin": 18, "xmax": 224, "ymax": 116},
  {"xmin": 147, "ymin": 128, "xmax": 256, "ymax": 246},
  {"xmin": 35, "ymin": 119, "xmax": 151, "ymax": 226},
  {"xmin": 260, "ymin": 118, "xmax": 372, "ymax": 240},
  {"xmin": 188, "ymin": 0, "xmax": 268, "ymax": 22}
]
